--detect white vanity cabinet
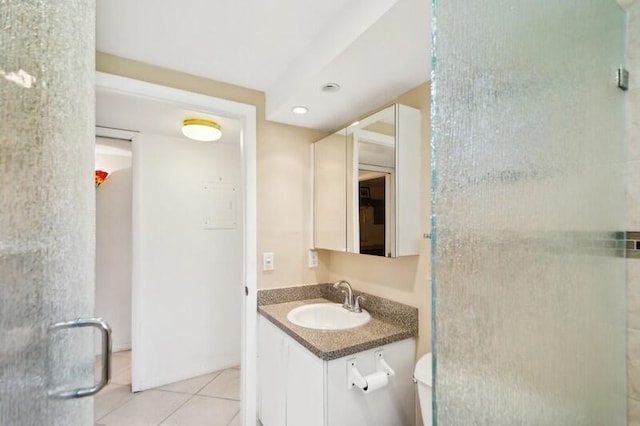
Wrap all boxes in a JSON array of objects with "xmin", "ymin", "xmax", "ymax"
[
  {"xmin": 258, "ymin": 315, "xmax": 324, "ymax": 426},
  {"xmin": 258, "ymin": 314, "xmax": 416, "ymax": 426},
  {"xmin": 258, "ymin": 315, "xmax": 285, "ymax": 425}
]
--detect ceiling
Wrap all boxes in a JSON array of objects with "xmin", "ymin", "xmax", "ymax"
[
  {"xmin": 96, "ymin": 0, "xmax": 431, "ymax": 131},
  {"xmin": 96, "ymin": 89, "xmax": 242, "ymax": 144}
]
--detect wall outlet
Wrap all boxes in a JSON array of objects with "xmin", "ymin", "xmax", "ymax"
[
  {"xmin": 263, "ymin": 252, "xmax": 274, "ymax": 271},
  {"xmin": 308, "ymin": 250, "xmax": 318, "ymax": 268}
]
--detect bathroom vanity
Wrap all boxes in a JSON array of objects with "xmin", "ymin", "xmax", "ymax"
[{"xmin": 257, "ymin": 285, "xmax": 418, "ymax": 426}]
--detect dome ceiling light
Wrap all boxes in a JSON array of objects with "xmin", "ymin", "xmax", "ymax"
[{"xmin": 181, "ymin": 118, "xmax": 222, "ymax": 141}]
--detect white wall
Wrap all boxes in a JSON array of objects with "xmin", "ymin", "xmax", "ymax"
[
  {"xmin": 132, "ymin": 132, "xmax": 243, "ymax": 391},
  {"xmin": 95, "ymin": 138, "xmax": 133, "ymax": 354}
]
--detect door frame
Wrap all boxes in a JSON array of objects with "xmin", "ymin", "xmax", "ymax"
[{"xmin": 95, "ymin": 72, "xmax": 258, "ymax": 426}]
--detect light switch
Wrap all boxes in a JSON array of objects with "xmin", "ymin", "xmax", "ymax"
[
  {"xmin": 263, "ymin": 252, "xmax": 274, "ymax": 271},
  {"xmin": 308, "ymin": 250, "xmax": 318, "ymax": 268}
]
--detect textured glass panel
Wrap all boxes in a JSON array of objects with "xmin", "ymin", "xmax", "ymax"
[
  {"xmin": 1, "ymin": 1, "xmax": 95, "ymax": 425},
  {"xmin": 432, "ymin": 1, "xmax": 627, "ymax": 425}
]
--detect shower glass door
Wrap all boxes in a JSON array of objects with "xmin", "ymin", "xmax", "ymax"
[
  {"xmin": 1, "ymin": 1, "xmax": 96, "ymax": 425},
  {"xmin": 432, "ymin": 0, "xmax": 628, "ymax": 424}
]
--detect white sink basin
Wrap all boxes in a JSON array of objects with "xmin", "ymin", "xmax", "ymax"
[{"xmin": 287, "ymin": 303, "xmax": 371, "ymax": 330}]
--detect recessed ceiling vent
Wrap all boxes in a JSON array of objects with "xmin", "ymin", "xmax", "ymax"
[{"xmin": 321, "ymin": 83, "xmax": 341, "ymax": 93}]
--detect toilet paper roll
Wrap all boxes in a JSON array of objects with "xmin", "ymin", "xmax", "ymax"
[{"xmin": 361, "ymin": 371, "xmax": 389, "ymax": 393}]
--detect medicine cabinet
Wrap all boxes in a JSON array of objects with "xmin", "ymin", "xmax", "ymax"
[{"xmin": 313, "ymin": 104, "xmax": 421, "ymax": 257}]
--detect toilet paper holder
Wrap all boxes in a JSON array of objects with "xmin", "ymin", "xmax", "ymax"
[{"xmin": 347, "ymin": 350, "xmax": 395, "ymax": 391}]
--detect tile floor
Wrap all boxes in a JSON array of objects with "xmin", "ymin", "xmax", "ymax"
[{"xmin": 95, "ymin": 351, "xmax": 241, "ymax": 426}]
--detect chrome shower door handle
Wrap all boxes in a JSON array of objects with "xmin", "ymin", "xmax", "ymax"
[{"xmin": 48, "ymin": 318, "xmax": 112, "ymax": 399}]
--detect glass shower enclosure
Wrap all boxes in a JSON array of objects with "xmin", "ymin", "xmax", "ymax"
[
  {"xmin": 1, "ymin": 2, "xmax": 100, "ymax": 425},
  {"xmin": 432, "ymin": 0, "xmax": 628, "ymax": 424}
]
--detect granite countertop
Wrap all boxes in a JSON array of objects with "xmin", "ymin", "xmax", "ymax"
[{"xmin": 257, "ymin": 284, "xmax": 418, "ymax": 361}]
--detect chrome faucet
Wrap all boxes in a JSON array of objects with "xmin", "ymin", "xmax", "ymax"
[
  {"xmin": 332, "ymin": 281, "xmax": 367, "ymax": 313},
  {"xmin": 333, "ymin": 280, "xmax": 354, "ymax": 310}
]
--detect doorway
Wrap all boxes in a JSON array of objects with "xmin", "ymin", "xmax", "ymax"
[
  {"xmin": 94, "ymin": 133, "xmax": 133, "ymax": 354},
  {"xmin": 95, "ymin": 72, "xmax": 257, "ymax": 426},
  {"xmin": 358, "ymin": 173, "xmax": 389, "ymax": 257}
]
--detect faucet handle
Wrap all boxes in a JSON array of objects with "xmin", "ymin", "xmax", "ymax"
[{"xmin": 353, "ymin": 295, "xmax": 366, "ymax": 313}]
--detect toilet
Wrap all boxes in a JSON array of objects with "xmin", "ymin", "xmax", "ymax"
[{"xmin": 414, "ymin": 353, "xmax": 432, "ymax": 426}]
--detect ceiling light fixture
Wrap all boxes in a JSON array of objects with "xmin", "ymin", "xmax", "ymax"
[
  {"xmin": 350, "ymin": 121, "xmax": 360, "ymax": 127},
  {"xmin": 181, "ymin": 118, "xmax": 222, "ymax": 141},
  {"xmin": 292, "ymin": 106, "xmax": 309, "ymax": 115}
]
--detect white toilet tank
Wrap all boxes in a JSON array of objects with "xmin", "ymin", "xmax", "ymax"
[{"xmin": 414, "ymin": 353, "xmax": 432, "ymax": 426}]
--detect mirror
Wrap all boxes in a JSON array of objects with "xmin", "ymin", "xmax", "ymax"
[
  {"xmin": 348, "ymin": 106, "xmax": 396, "ymax": 256},
  {"xmin": 313, "ymin": 104, "xmax": 421, "ymax": 257}
]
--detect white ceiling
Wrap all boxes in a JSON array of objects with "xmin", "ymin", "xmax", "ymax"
[
  {"xmin": 96, "ymin": 0, "xmax": 431, "ymax": 131},
  {"xmin": 96, "ymin": 88, "xmax": 242, "ymax": 144}
]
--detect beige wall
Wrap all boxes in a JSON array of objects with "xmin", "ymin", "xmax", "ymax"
[
  {"xmin": 624, "ymin": 0, "xmax": 640, "ymax": 423},
  {"xmin": 326, "ymin": 82, "xmax": 431, "ymax": 357},
  {"xmin": 257, "ymin": 120, "xmax": 330, "ymax": 287},
  {"xmin": 96, "ymin": 52, "xmax": 331, "ymax": 289}
]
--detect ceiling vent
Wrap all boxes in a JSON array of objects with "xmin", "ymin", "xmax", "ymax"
[{"xmin": 321, "ymin": 83, "xmax": 341, "ymax": 93}]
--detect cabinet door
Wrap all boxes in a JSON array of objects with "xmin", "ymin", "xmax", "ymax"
[
  {"xmin": 395, "ymin": 104, "xmax": 421, "ymax": 256},
  {"xmin": 326, "ymin": 339, "xmax": 416, "ymax": 426},
  {"xmin": 286, "ymin": 337, "xmax": 325, "ymax": 426},
  {"xmin": 258, "ymin": 316, "xmax": 286, "ymax": 426},
  {"xmin": 313, "ymin": 128, "xmax": 348, "ymax": 252}
]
